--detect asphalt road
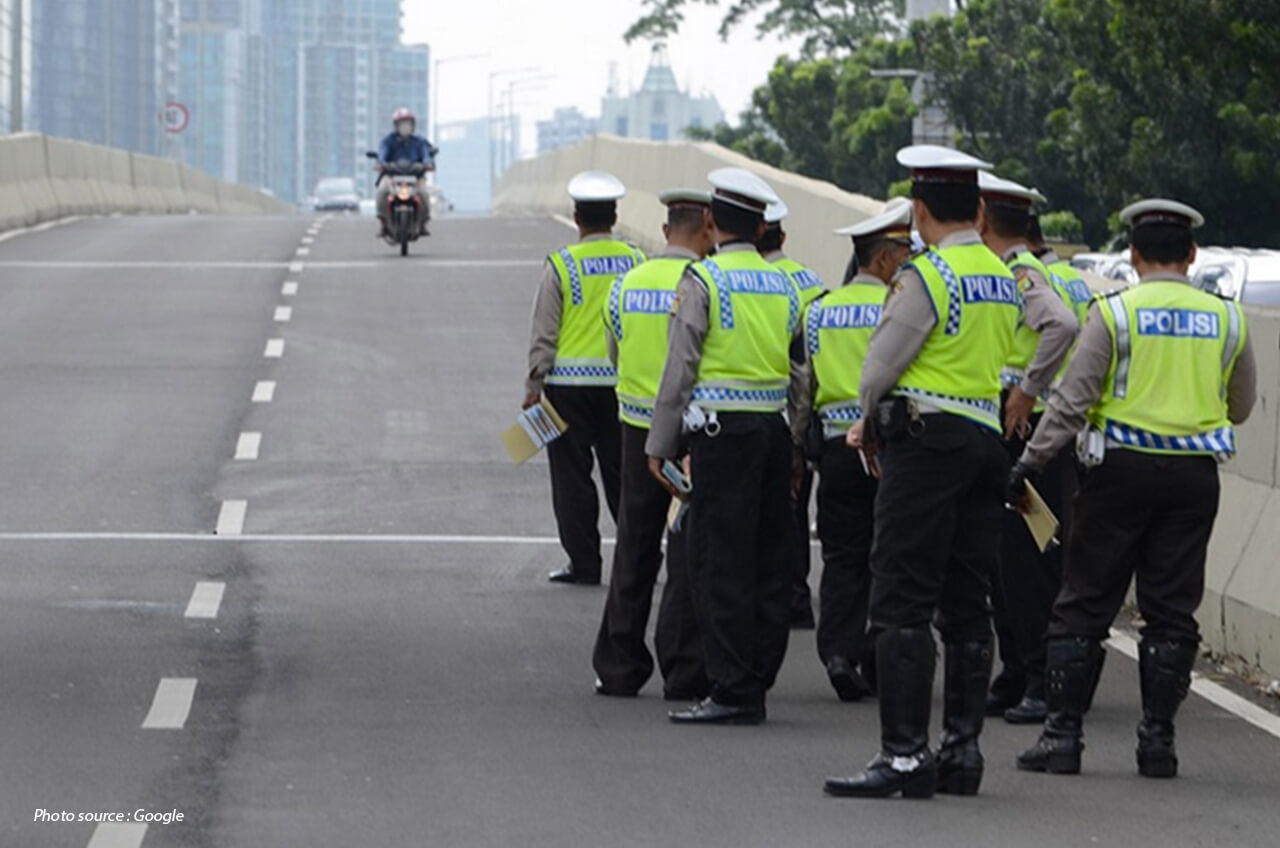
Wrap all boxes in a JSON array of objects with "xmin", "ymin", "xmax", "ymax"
[{"xmin": 0, "ymin": 212, "xmax": 1276, "ymax": 848}]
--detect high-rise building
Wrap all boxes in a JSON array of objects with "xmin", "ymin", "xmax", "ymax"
[
  {"xmin": 27, "ymin": 0, "xmax": 178, "ymax": 155},
  {"xmin": 262, "ymin": 0, "xmax": 428, "ymax": 204},
  {"xmin": 1, "ymin": 0, "xmax": 32, "ymax": 132},
  {"xmin": 435, "ymin": 116, "xmax": 491, "ymax": 213},
  {"xmin": 179, "ymin": 1, "xmax": 267, "ymax": 185},
  {"xmin": 599, "ymin": 44, "xmax": 722, "ymax": 143},
  {"xmin": 536, "ymin": 106, "xmax": 597, "ymax": 155}
]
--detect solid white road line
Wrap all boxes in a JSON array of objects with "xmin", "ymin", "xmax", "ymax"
[
  {"xmin": 234, "ymin": 432, "xmax": 262, "ymax": 461},
  {"xmin": 274, "ymin": 305, "xmax": 292, "ymax": 322},
  {"xmin": 141, "ymin": 678, "xmax": 198, "ymax": 729},
  {"xmin": 552, "ymin": 214, "xmax": 576, "ymax": 231},
  {"xmin": 86, "ymin": 823, "xmax": 148, "ymax": 848},
  {"xmin": 0, "ymin": 259, "xmax": 541, "ymax": 270},
  {"xmin": 282, "ymin": 281, "xmax": 299, "ymax": 296},
  {"xmin": 1107, "ymin": 630, "xmax": 1280, "ymax": 741},
  {"xmin": 215, "ymin": 501, "xmax": 247, "ymax": 535},
  {"xmin": 185, "ymin": 581, "xmax": 226, "ymax": 619},
  {"xmin": 0, "ymin": 215, "xmax": 84, "ymax": 244},
  {"xmin": 0, "ymin": 531, "xmax": 578, "ymax": 543},
  {"xmin": 264, "ymin": 339, "xmax": 285, "ymax": 358},
  {"xmin": 252, "ymin": 380, "xmax": 276, "ymax": 403}
]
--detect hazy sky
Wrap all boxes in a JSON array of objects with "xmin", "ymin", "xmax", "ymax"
[{"xmin": 403, "ymin": 1, "xmax": 800, "ymax": 151}]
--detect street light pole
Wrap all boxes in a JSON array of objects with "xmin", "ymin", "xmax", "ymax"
[{"xmin": 488, "ymin": 67, "xmax": 541, "ymax": 189}]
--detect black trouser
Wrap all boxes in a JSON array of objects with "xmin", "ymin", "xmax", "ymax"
[
  {"xmin": 543, "ymin": 385, "xmax": 621, "ymax": 580},
  {"xmin": 869, "ymin": 413, "xmax": 1007, "ymax": 641},
  {"xmin": 790, "ymin": 467, "xmax": 815, "ymax": 614},
  {"xmin": 994, "ymin": 418, "xmax": 1078, "ymax": 699},
  {"xmin": 815, "ymin": 437, "xmax": 876, "ymax": 668},
  {"xmin": 1049, "ymin": 450, "xmax": 1219, "ymax": 644},
  {"xmin": 687, "ymin": 412, "xmax": 792, "ymax": 707},
  {"xmin": 592, "ymin": 423, "xmax": 706, "ymax": 695}
]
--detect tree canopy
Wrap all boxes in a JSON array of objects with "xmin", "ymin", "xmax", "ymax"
[{"xmin": 653, "ymin": 0, "xmax": 1280, "ymax": 246}]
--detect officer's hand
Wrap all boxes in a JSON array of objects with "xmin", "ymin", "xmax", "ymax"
[
  {"xmin": 1005, "ymin": 461, "xmax": 1038, "ymax": 514},
  {"xmin": 1004, "ymin": 387, "xmax": 1035, "ymax": 441},
  {"xmin": 846, "ymin": 419, "xmax": 867, "ymax": 450},
  {"xmin": 648, "ymin": 456, "xmax": 679, "ymax": 498},
  {"xmin": 522, "ymin": 391, "xmax": 541, "ymax": 410}
]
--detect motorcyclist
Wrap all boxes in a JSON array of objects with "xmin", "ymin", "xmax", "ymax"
[{"xmin": 375, "ymin": 107, "xmax": 437, "ymax": 236}]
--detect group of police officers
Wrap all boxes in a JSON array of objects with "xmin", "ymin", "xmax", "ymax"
[{"xmin": 522, "ymin": 143, "xmax": 1258, "ymax": 799}]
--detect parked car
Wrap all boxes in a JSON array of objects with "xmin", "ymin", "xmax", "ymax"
[
  {"xmin": 1070, "ymin": 251, "xmax": 1137, "ymax": 291},
  {"xmin": 1191, "ymin": 248, "xmax": 1280, "ymax": 307},
  {"xmin": 312, "ymin": 177, "xmax": 360, "ymax": 213}
]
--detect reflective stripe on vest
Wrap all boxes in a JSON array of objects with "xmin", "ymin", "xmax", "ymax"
[
  {"xmin": 922, "ymin": 251, "xmax": 964, "ymax": 335},
  {"xmin": 1106, "ymin": 295, "xmax": 1133, "ymax": 398}
]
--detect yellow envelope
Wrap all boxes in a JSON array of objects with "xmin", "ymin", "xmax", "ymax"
[
  {"xmin": 501, "ymin": 399, "xmax": 569, "ymax": 464},
  {"xmin": 1022, "ymin": 481, "xmax": 1060, "ymax": 553}
]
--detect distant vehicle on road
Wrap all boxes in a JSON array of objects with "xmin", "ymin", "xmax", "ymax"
[
  {"xmin": 368, "ymin": 152, "xmax": 428, "ymax": 257},
  {"xmin": 1191, "ymin": 248, "xmax": 1280, "ymax": 307},
  {"xmin": 312, "ymin": 177, "xmax": 361, "ymax": 213}
]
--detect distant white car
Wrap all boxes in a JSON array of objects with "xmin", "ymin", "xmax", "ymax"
[
  {"xmin": 313, "ymin": 177, "xmax": 360, "ymax": 213},
  {"xmin": 1190, "ymin": 248, "xmax": 1280, "ymax": 307}
]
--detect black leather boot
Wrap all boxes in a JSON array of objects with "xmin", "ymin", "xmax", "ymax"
[
  {"xmin": 1017, "ymin": 637, "xmax": 1102, "ymax": 775},
  {"xmin": 937, "ymin": 638, "xmax": 993, "ymax": 795},
  {"xmin": 1136, "ymin": 639, "xmax": 1196, "ymax": 778},
  {"xmin": 825, "ymin": 627, "xmax": 937, "ymax": 799}
]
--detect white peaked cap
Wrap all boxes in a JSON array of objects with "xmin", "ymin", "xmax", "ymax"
[
  {"xmin": 1119, "ymin": 198, "xmax": 1205, "ymax": 229},
  {"xmin": 707, "ymin": 167, "xmax": 779, "ymax": 211},
  {"xmin": 567, "ymin": 171, "xmax": 626, "ymax": 202}
]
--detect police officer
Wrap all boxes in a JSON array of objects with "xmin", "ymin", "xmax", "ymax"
[
  {"xmin": 592, "ymin": 189, "xmax": 714, "ymax": 700},
  {"xmin": 1027, "ymin": 212, "xmax": 1096, "ymax": 327},
  {"xmin": 791, "ymin": 200, "xmax": 914, "ymax": 702},
  {"xmin": 825, "ymin": 145, "xmax": 1072, "ymax": 799},
  {"xmin": 646, "ymin": 168, "xmax": 798, "ymax": 725},
  {"xmin": 525, "ymin": 171, "xmax": 645, "ymax": 585},
  {"xmin": 759, "ymin": 199, "xmax": 828, "ymax": 629},
  {"xmin": 977, "ymin": 173, "xmax": 1079, "ymax": 724},
  {"xmin": 1011, "ymin": 199, "xmax": 1257, "ymax": 778}
]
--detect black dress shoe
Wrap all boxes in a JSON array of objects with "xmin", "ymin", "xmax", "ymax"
[
  {"xmin": 548, "ymin": 567, "xmax": 600, "ymax": 586},
  {"xmin": 668, "ymin": 697, "xmax": 765, "ymax": 725},
  {"xmin": 1004, "ymin": 695, "xmax": 1048, "ymax": 724},
  {"xmin": 824, "ymin": 751, "xmax": 937, "ymax": 799},
  {"xmin": 594, "ymin": 679, "xmax": 639, "ymax": 698},
  {"xmin": 827, "ymin": 656, "xmax": 874, "ymax": 702}
]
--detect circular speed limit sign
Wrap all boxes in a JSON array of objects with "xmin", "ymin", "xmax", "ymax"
[{"xmin": 160, "ymin": 102, "xmax": 190, "ymax": 134}]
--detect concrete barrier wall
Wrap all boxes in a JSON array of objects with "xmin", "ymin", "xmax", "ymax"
[
  {"xmin": 0, "ymin": 132, "xmax": 290, "ymax": 229},
  {"xmin": 497, "ymin": 135, "xmax": 1280, "ymax": 680},
  {"xmin": 495, "ymin": 135, "xmax": 882, "ymax": 288}
]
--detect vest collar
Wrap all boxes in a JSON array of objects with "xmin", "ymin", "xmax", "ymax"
[
  {"xmin": 1138, "ymin": 271, "xmax": 1192, "ymax": 285},
  {"xmin": 936, "ymin": 229, "xmax": 983, "ymax": 249},
  {"xmin": 714, "ymin": 242, "xmax": 758, "ymax": 255},
  {"xmin": 658, "ymin": 245, "xmax": 700, "ymax": 261},
  {"xmin": 580, "ymin": 232, "xmax": 615, "ymax": 244},
  {"xmin": 850, "ymin": 272, "xmax": 888, "ymax": 288},
  {"xmin": 762, "ymin": 249, "xmax": 786, "ymax": 263}
]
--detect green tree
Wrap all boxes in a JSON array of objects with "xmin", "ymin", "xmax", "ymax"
[{"xmin": 626, "ymin": 0, "xmax": 907, "ymax": 57}]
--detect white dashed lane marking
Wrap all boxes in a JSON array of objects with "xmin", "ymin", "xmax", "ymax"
[
  {"xmin": 264, "ymin": 339, "xmax": 285, "ymax": 358},
  {"xmin": 234, "ymin": 432, "xmax": 262, "ymax": 461},
  {"xmin": 215, "ymin": 500, "xmax": 247, "ymax": 535},
  {"xmin": 141, "ymin": 678, "xmax": 198, "ymax": 729},
  {"xmin": 274, "ymin": 306, "xmax": 292, "ymax": 323},
  {"xmin": 252, "ymin": 381, "xmax": 276, "ymax": 403},
  {"xmin": 184, "ymin": 581, "xmax": 226, "ymax": 619},
  {"xmin": 295, "ymin": 247, "xmax": 310, "ymax": 257},
  {"xmin": 301, "ymin": 236, "xmax": 315, "ymax": 245},
  {"xmin": 282, "ymin": 281, "xmax": 299, "ymax": 296},
  {"xmin": 87, "ymin": 823, "xmax": 148, "ymax": 848}
]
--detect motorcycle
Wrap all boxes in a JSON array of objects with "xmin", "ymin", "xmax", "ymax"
[{"xmin": 366, "ymin": 151, "xmax": 431, "ymax": 256}]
